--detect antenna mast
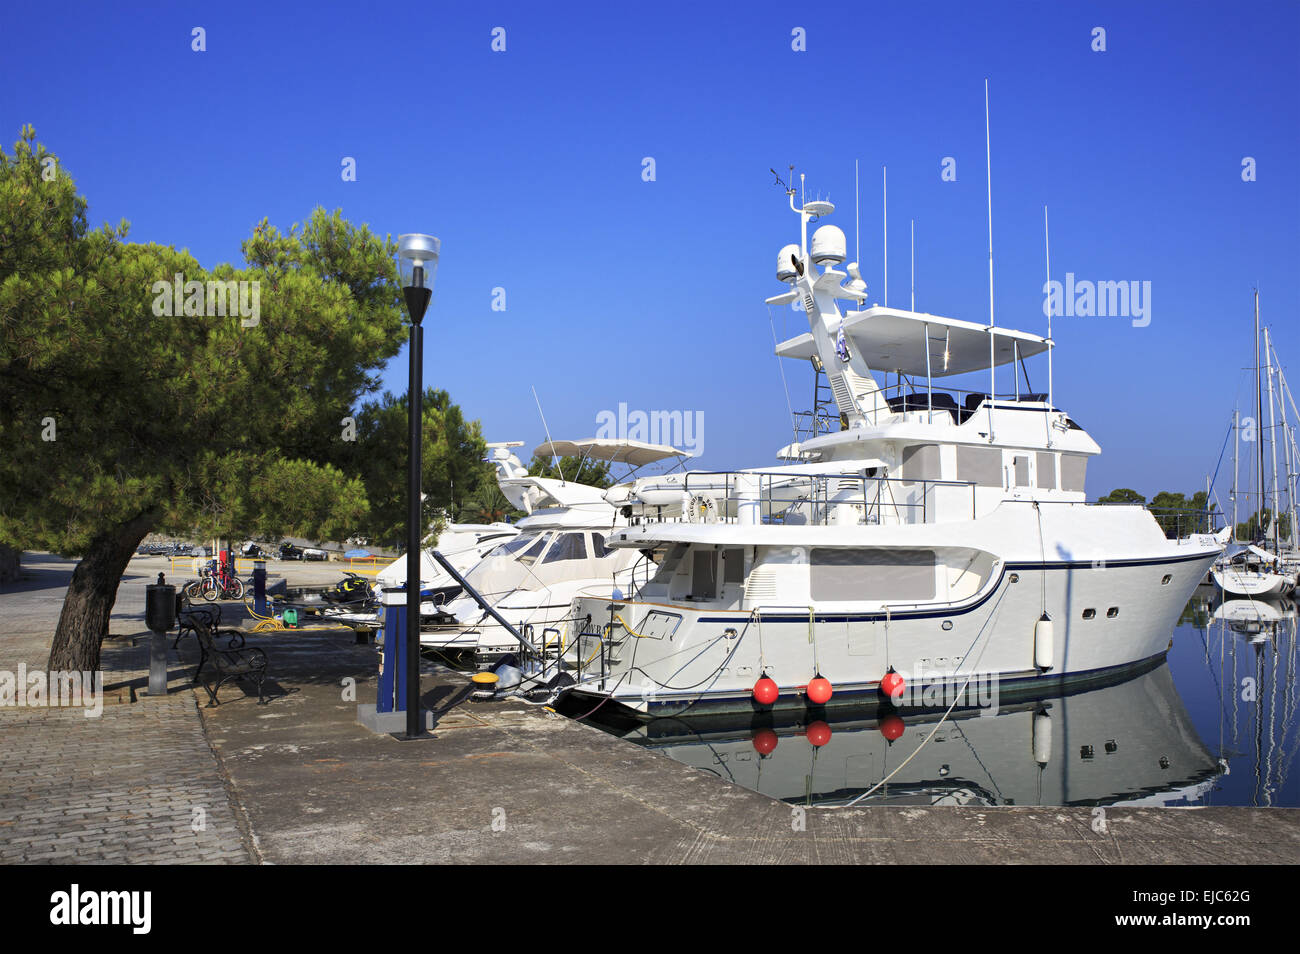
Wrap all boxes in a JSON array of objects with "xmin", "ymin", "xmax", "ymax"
[
  {"xmin": 531, "ymin": 386, "xmax": 563, "ymax": 483},
  {"xmin": 984, "ymin": 79, "xmax": 995, "ymax": 439},
  {"xmin": 854, "ymin": 159, "xmax": 860, "ymax": 265},
  {"xmin": 910, "ymin": 219, "xmax": 915, "ymax": 312},
  {"xmin": 1044, "ymin": 205, "xmax": 1054, "ymax": 419},
  {"xmin": 882, "ymin": 165, "xmax": 888, "ymax": 307}
]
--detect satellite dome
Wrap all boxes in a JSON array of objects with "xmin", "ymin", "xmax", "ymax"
[
  {"xmin": 776, "ymin": 244, "xmax": 801, "ymax": 283},
  {"xmin": 811, "ymin": 225, "xmax": 847, "ymax": 266}
]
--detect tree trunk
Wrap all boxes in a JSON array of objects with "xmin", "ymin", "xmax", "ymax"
[
  {"xmin": 0, "ymin": 544, "xmax": 20, "ymax": 584},
  {"xmin": 47, "ymin": 511, "xmax": 157, "ymax": 673}
]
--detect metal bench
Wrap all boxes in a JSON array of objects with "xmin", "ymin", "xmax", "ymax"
[{"xmin": 189, "ymin": 617, "xmax": 268, "ymax": 706}]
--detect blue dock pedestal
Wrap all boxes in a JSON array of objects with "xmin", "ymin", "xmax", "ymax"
[
  {"xmin": 356, "ymin": 584, "xmax": 432, "ymax": 735},
  {"xmin": 252, "ymin": 560, "xmax": 267, "ymax": 617}
]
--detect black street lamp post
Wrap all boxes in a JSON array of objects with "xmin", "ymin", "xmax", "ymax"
[{"xmin": 398, "ymin": 233, "xmax": 439, "ymax": 739}]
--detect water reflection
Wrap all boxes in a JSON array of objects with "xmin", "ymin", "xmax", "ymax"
[
  {"xmin": 580, "ymin": 593, "xmax": 1299, "ymax": 807},
  {"xmin": 1187, "ymin": 591, "xmax": 1299, "ymax": 807}
]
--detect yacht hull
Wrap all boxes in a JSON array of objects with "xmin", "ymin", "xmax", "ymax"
[
  {"xmin": 561, "ymin": 545, "xmax": 1217, "ymax": 718},
  {"xmin": 1211, "ymin": 568, "xmax": 1294, "ymax": 598}
]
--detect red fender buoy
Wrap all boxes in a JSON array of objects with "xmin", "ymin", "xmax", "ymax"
[
  {"xmin": 880, "ymin": 714, "xmax": 905, "ymax": 742},
  {"xmin": 880, "ymin": 668, "xmax": 905, "ymax": 703},
  {"xmin": 806, "ymin": 675, "xmax": 833, "ymax": 705},
  {"xmin": 805, "ymin": 720, "xmax": 832, "ymax": 747},
  {"xmin": 753, "ymin": 675, "xmax": 779, "ymax": 706},
  {"xmin": 752, "ymin": 728, "xmax": 779, "ymax": 756}
]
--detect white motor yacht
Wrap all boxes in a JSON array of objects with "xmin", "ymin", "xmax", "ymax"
[{"xmin": 553, "ymin": 185, "xmax": 1226, "ymax": 718}]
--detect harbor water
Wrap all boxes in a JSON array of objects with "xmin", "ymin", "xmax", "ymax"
[{"xmin": 578, "ymin": 586, "xmax": 1299, "ymax": 808}]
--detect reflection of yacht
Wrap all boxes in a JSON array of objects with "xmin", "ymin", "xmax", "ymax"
[
  {"xmin": 556, "ymin": 183, "xmax": 1226, "ymax": 716},
  {"xmin": 607, "ymin": 663, "xmax": 1222, "ymax": 808},
  {"xmin": 1209, "ymin": 595, "xmax": 1297, "ymax": 807},
  {"xmin": 1212, "ymin": 596, "xmax": 1296, "ymax": 641},
  {"xmin": 422, "ymin": 439, "xmax": 688, "ymax": 662}
]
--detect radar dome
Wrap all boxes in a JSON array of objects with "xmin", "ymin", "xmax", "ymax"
[
  {"xmin": 776, "ymin": 244, "xmax": 801, "ymax": 283},
  {"xmin": 811, "ymin": 225, "xmax": 847, "ymax": 266}
]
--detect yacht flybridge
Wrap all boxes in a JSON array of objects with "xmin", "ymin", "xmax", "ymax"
[{"xmin": 547, "ymin": 185, "xmax": 1227, "ymax": 717}]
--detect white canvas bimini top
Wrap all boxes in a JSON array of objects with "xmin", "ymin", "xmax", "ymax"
[
  {"xmin": 775, "ymin": 306, "xmax": 1050, "ymax": 377},
  {"xmin": 533, "ymin": 438, "xmax": 692, "ymax": 468}
]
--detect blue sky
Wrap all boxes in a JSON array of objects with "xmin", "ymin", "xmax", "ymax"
[{"xmin": 4, "ymin": 0, "xmax": 1298, "ymax": 503}]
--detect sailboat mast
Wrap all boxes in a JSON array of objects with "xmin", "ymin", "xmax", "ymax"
[
  {"xmin": 1256, "ymin": 289, "xmax": 1264, "ymax": 541},
  {"xmin": 1233, "ymin": 408, "xmax": 1239, "ymax": 543},
  {"xmin": 1276, "ymin": 361, "xmax": 1300, "ymax": 547},
  {"xmin": 1266, "ymin": 326, "xmax": 1281, "ymax": 551},
  {"xmin": 1273, "ymin": 333, "xmax": 1297, "ymax": 550}
]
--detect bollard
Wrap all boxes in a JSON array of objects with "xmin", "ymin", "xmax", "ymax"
[
  {"xmin": 252, "ymin": 560, "xmax": 267, "ymax": 616},
  {"xmin": 144, "ymin": 573, "xmax": 177, "ymax": 697}
]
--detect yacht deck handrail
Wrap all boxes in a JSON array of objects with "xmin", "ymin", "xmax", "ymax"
[{"xmin": 629, "ymin": 470, "xmax": 979, "ymax": 527}]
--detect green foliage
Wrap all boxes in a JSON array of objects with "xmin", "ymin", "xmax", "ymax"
[
  {"xmin": 1097, "ymin": 488, "xmax": 1146, "ymax": 505},
  {"xmin": 346, "ymin": 388, "xmax": 496, "ymax": 549},
  {"xmin": 1098, "ymin": 487, "xmax": 1218, "ymax": 537},
  {"xmin": 527, "ymin": 454, "xmax": 613, "ymax": 489},
  {"xmin": 456, "ymin": 481, "xmax": 519, "ymax": 525},
  {"xmin": 1235, "ymin": 507, "xmax": 1291, "ymax": 544},
  {"xmin": 0, "ymin": 126, "xmax": 407, "ymax": 554},
  {"xmin": 1149, "ymin": 490, "xmax": 1215, "ymax": 537}
]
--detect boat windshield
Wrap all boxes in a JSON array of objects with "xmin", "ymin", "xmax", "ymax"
[
  {"xmin": 515, "ymin": 533, "xmax": 551, "ymax": 566},
  {"xmin": 489, "ymin": 533, "xmax": 544, "ymax": 559}
]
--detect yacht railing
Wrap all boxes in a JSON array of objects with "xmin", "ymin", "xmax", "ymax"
[
  {"xmin": 1043, "ymin": 500, "xmax": 1226, "ymax": 539},
  {"xmin": 632, "ymin": 470, "xmax": 980, "ymax": 527},
  {"xmin": 860, "ymin": 380, "xmax": 1056, "ymax": 426}
]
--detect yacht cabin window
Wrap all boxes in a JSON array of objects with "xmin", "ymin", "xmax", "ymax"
[
  {"xmin": 956, "ymin": 446, "xmax": 1002, "ymax": 487},
  {"xmin": 541, "ymin": 532, "xmax": 587, "ymax": 564},
  {"xmin": 514, "ymin": 533, "xmax": 550, "ymax": 565},
  {"xmin": 902, "ymin": 444, "xmax": 941, "ymax": 482},
  {"xmin": 493, "ymin": 533, "xmax": 544, "ymax": 559},
  {"xmin": 1060, "ymin": 455, "xmax": 1087, "ymax": 493},
  {"xmin": 1037, "ymin": 452, "xmax": 1057, "ymax": 490},
  {"xmin": 810, "ymin": 548, "xmax": 937, "ymax": 601},
  {"xmin": 1013, "ymin": 455, "xmax": 1030, "ymax": 487}
]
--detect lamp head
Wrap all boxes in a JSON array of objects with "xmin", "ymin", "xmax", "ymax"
[
  {"xmin": 397, "ymin": 233, "xmax": 440, "ymax": 289},
  {"xmin": 398, "ymin": 233, "xmax": 439, "ymax": 324}
]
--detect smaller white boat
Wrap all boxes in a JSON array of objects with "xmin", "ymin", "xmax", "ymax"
[
  {"xmin": 376, "ymin": 522, "xmax": 520, "ymax": 615},
  {"xmin": 420, "ymin": 438, "xmax": 690, "ymax": 663},
  {"xmin": 1211, "ymin": 545, "xmax": 1296, "ymax": 599}
]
